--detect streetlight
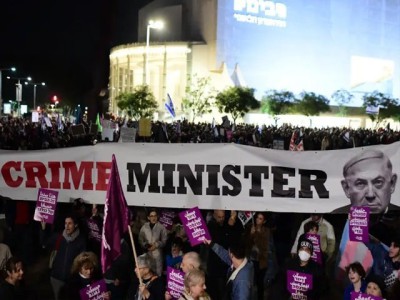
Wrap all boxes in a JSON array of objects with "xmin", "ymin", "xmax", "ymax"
[
  {"xmin": 25, "ymin": 81, "xmax": 46, "ymax": 110},
  {"xmin": 144, "ymin": 19, "xmax": 164, "ymax": 84},
  {"xmin": 7, "ymin": 75, "xmax": 31, "ymax": 116},
  {"xmin": 0, "ymin": 67, "xmax": 16, "ymax": 115}
]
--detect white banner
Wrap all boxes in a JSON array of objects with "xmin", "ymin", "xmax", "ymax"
[{"xmin": 0, "ymin": 142, "xmax": 399, "ymax": 213}]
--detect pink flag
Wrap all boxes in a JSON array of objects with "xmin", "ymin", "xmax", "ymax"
[{"xmin": 101, "ymin": 154, "xmax": 129, "ymax": 273}]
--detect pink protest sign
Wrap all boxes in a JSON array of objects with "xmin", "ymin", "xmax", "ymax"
[
  {"xmin": 349, "ymin": 206, "xmax": 370, "ymax": 243},
  {"xmin": 350, "ymin": 291, "xmax": 382, "ymax": 300},
  {"xmin": 238, "ymin": 211, "xmax": 255, "ymax": 226},
  {"xmin": 79, "ymin": 279, "xmax": 107, "ymax": 300},
  {"xmin": 33, "ymin": 188, "xmax": 58, "ymax": 224},
  {"xmin": 166, "ymin": 266, "xmax": 185, "ymax": 299},
  {"xmin": 287, "ymin": 270, "xmax": 313, "ymax": 299},
  {"xmin": 87, "ymin": 219, "xmax": 102, "ymax": 242},
  {"xmin": 159, "ymin": 210, "xmax": 176, "ymax": 231},
  {"xmin": 305, "ymin": 233, "xmax": 323, "ymax": 265},
  {"xmin": 179, "ymin": 207, "xmax": 211, "ymax": 246}
]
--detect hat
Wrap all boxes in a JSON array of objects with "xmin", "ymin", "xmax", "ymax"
[{"xmin": 297, "ymin": 237, "xmax": 313, "ymax": 255}]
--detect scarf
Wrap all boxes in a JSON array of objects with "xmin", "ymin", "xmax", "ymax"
[{"xmin": 63, "ymin": 228, "xmax": 80, "ymax": 242}]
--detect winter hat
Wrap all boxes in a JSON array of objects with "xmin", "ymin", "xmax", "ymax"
[{"xmin": 297, "ymin": 237, "xmax": 314, "ymax": 255}]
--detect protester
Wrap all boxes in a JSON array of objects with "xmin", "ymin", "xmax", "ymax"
[
  {"xmin": 283, "ymin": 237, "xmax": 328, "ymax": 299},
  {"xmin": 343, "ymin": 262, "xmax": 367, "ymax": 300},
  {"xmin": 291, "ymin": 214, "xmax": 336, "ymax": 264},
  {"xmin": 178, "ymin": 269, "xmax": 210, "ymax": 300},
  {"xmin": 205, "ymin": 210, "xmax": 242, "ymax": 299},
  {"xmin": 50, "ymin": 214, "xmax": 87, "ymax": 300},
  {"xmin": 139, "ymin": 208, "xmax": 168, "ymax": 276},
  {"xmin": 243, "ymin": 212, "xmax": 276, "ymax": 300},
  {"xmin": 165, "ymin": 237, "xmax": 184, "ymax": 269},
  {"xmin": 204, "ymin": 237, "xmax": 253, "ymax": 300},
  {"xmin": 366, "ymin": 275, "xmax": 387, "ymax": 298},
  {"xmin": 61, "ymin": 251, "xmax": 110, "ymax": 300},
  {"xmin": 130, "ymin": 254, "xmax": 164, "ymax": 300},
  {"xmin": 0, "ymin": 256, "xmax": 29, "ymax": 299}
]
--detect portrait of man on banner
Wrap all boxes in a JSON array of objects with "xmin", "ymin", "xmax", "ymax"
[{"xmin": 332, "ymin": 149, "xmax": 398, "ymax": 214}]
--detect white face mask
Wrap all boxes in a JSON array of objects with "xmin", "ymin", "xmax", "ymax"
[{"xmin": 298, "ymin": 250, "xmax": 311, "ymax": 262}]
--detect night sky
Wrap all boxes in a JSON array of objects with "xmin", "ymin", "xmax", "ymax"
[{"xmin": 0, "ymin": 0, "xmax": 153, "ymax": 116}]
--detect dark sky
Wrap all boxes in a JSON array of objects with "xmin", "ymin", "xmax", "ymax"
[{"xmin": 0, "ymin": 0, "xmax": 153, "ymax": 113}]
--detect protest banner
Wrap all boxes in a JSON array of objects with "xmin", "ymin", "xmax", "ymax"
[
  {"xmin": 79, "ymin": 279, "xmax": 108, "ymax": 300},
  {"xmin": 305, "ymin": 233, "xmax": 323, "ymax": 265},
  {"xmin": 287, "ymin": 270, "xmax": 313, "ymax": 299},
  {"xmin": 159, "ymin": 210, "xmax": 176, "ymax": 231}
]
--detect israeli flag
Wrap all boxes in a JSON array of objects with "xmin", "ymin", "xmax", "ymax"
[{"xmin": 165, "ymin": 93, "xmax": 176, "ymax": 118}]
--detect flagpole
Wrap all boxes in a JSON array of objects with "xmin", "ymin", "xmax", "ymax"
[{"xmin": 128, "ymin": 225, "xmax": 143, "ymax": 285}]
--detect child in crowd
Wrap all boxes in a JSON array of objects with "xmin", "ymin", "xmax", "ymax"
[{"xmin": 343, "ymin": 262, "xmax": 367, "ymax": 300}]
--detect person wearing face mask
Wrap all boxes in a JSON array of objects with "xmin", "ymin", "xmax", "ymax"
[{"xmin": 283, "ymin": 237, "xmax": 328, "ymax": 299}]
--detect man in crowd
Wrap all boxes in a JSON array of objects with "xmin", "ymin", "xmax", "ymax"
[
  {"xmin": 205, "ymin": 209, "xmax": 242, "ymax": 299},
  {"xmin": 138, "ymin": 208, "xmax": 168, "ymax": 276},
  {"xmin": 333, "ymin": 149, "xmax": 398, "ymax": 214},
  {"xmin": 50, "ymin": 214, "xmax": 86, "ymax": 300},
  {"xmin": 205, "ymin": 238, "xmax": 253, "ymax": 300}
]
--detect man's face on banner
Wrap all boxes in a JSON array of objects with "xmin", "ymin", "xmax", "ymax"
[{"xmin": 341, "ymin": 158, "xmax": 397, "ymax": 213}]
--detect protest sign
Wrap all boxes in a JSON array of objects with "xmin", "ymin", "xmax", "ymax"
[
  {"xmin": 349, "ymin": 206, "xmax": 370, "ymax": 243},
  {"xmin": 305, "ymin": 233, "xmax": 323, "ymax": 265},
  {"xmin": 159, "ymin": 210, "xmax": 176, "ymax": 231},
  {"xmin": 87, "ymin": 219, "xmax": 102, "ymax": 242},
  {"xmin": 179, "ymin": 207, "xmax": 211, "ymax": 246},
  {"xmin": 350, "ymin": 291, "xmax": 382, "ymax": 300},
  {"xmin": 80, "ymin": 280, "xmax": 107, "ymax": 300},
  {"xmin": 33, "ymin": 188, "xmax": 58, "ymax": 224},
  {"xmin": 166, "ymin": 267, "xmax": 185, "ymax": 299},
  {"xmin": 238, "ymin": 211, "xmax": 255, "ymax": 226},
  {"xmin": 287, "ymin": 270, "xmax": 313, "ymax": 299}
]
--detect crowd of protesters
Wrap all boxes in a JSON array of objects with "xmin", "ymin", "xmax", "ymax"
[
  {"xmin": 1, "ymin": 114, "xmax": 400, "ymax": 150},
  {"xmin": 1, "ymin": 114, "xmax": 400, "ymax": 299},
  {"xmin": 1, "ymin": 197, "xmax": 400, "ymax": 299}
]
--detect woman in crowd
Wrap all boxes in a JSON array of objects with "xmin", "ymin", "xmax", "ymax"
[
  {"xmin": 179, "ymin": 269, "xmax": 210, "ymax": 300},
  {"xmin": 244, "ymin": 212, "xmax": 275, "ymax": 300},
  {"xmin": 343, "ymin": 262, "xmax": 367, "ymax": 300},
  {"xmin": 132, "ymin": 254, "xmax": 164, "ymax": 300},
  {"xmin": 62, "ymin": 251, "xmax": 109, "ymax": 300},
  {"xmin": 0, "ymin": 257, "xmax": 28, "ymax": 300},
  {"xmin": 366, "ymin": 275, "xmax": 386, "ymax": 299}
]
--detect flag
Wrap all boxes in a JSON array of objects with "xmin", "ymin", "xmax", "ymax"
[
  {"xmin": 96, "ymin": 113, "xmax": 103, "ymax": 133},
  {"xmin": 165, "ymin": 93, "xmax": 176, "ymax": 118},
  {"xmin": 101, "ymin": 154, "xmax": 130, "ymax": 273},
  {"xmin": 343, "ymin": 131, "xmax": 350, "ymax": 143},
  {"xmin": 57, "ymin": 114, "xmax": 64, "ymax": 131},
  {"xmin": 335, "ymin": 220, "xmax": 374, "ymax": 283},
  {"xmin": 289, "ymin": 129, "xmax": 304, "ymax": 151},
  {"xmin": 366, "ymin": 106, "xmax": 379, "ymax": 115}
]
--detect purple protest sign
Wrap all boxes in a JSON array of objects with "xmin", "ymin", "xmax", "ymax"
[
  {"xmin": 79, "ymin": 279, "xmax": 107, "ymax": 300},
  {"xmin": 349, "ymin": 206, "xmax": 370, "ymax": 243},
  {"xmin": 305, "ymin": 233, "xmax": 323, "ymax": 265},
  {"xmin": 87, "ymin": 219, "xmax": 102, "ymax": 243},
  {"xmin": 287, "ymin": 270, "xmax": 313, "ymax": 298},
  {"xmin": 179, "ymin": 207, "xmax": 211, "ymax": 247},
  {"xmin": 350, "ymin": 291, "xmax": 382, "ymax": 300},
  {"xmin": 166, "ymin": 266, "xmax": 185, "ymax": 299},
  {"xmin": 33, "ymin": 188, "xmax": 58, "ymax": 224},
  {"xmin": 159, "ymin": 210, "xmax": 176, "ymax": 231}
]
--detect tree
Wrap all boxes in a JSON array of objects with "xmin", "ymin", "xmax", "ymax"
[
  {"xmin": 261, "ymin": 90, "xmax": 295, "ymax": 125},
  {"xmin": 116, "ymin": 85, "xmax": 158, "ymax": 121},
  {"xmin": 215, "ymin": 86, "xmax": 260, "ymax": 124},
  {"xmin": 294, "ymin": 92, "xmax": 330, "ymax": 127},
  {"xmin": 331, "ymin": 89, "xmax": 354, "ymax": 116},
  {"xmin": 182, "ymin": 74, "xmax": 216, "ymax": 122},
  {"xmin": 362, "ymin": 91, "xmax": 400, "ymax": 123}
]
